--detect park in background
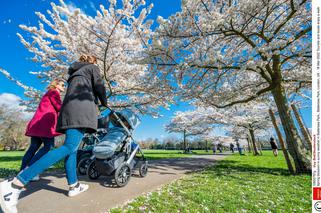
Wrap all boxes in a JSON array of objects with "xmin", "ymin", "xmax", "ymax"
[{"xmin": 0, "ymin": 0, "xmax": 312, "ymax": 178}]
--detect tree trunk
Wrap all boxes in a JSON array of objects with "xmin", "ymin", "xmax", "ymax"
[
  {"xmin": 183, "ymin": 129, "xmax": 187, "ymax": 153},
  {"xmin": 257, "ymin": 138, "xmax": 263, "ymax": 155},
  {"xmin": 12, "ymin": 139, "xmax": 18, "ymax": 151},
  {"xmin": 291, "ymin": 104, "xmax": 312, "ymax": 151},
  {"xmin": 271, "ymin": 84, "xmax": 311, "ymax": 173},
  {"xmin": 306, "ymin": 127, "xmax": 312, "ymax": 141},
  {"xmin": 246, "ymin": 136, "xmax": 252, "ymax": 153},
  {"xmin": 249, "ymin": 129, "xmax": 260, "ymax": 155},
  {"xmin": 205, "ymin": 140, "xmax": 208, "ymax": 152},
  {"xmin": 269, "ymin": 109, "xmax": 295, "ymax": 174}
]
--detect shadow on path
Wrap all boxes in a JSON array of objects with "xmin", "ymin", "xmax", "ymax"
[{"xmin": 17, "ymin": 155, "xmax": 228, "ymax": 199}]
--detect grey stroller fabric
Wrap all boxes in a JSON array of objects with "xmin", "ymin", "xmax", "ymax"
[
  {"xmin": 92, "ymin": 109, "xmax": 140, "ymax": 159},
  {"xmin": 118, "ymin": 109, "xmax": 140, "ymax": 129},
  {"xmin": 93, "ymin": 127, "xmax": 128, "ymax": 159}
]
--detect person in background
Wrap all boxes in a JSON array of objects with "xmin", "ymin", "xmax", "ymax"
[
  {"xmin": 217, "ymin": 143, "xmax": 223, "ymax": 153},
  {"xmin": 20, "ymin": 79, "xmax": 64, "ymax": 181},
  {"xmin": 242, "ymin": 145, "xmax": 247, "ymax": 155},
  {"xmin": 236, "ymin": 140, "xmax": 243, "ymax": 155},
  {"xmin": 0, "ymin": 55, "xmax": 108, "ymax": 213},
  {"xmin": 212, "ymin": 142, "xmax": 217, "ymax": 154},
  {"xmin": 229, "ymin": 143, "xmax": 235, "ymax": 153},
  {"xmin": 270, "ymin": 137, "xmax": 278, "ymax": 157}
]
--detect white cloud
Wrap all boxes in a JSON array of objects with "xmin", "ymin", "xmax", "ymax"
[
  {"xmin": 3, "ymin": 19, "xmax": 12, "ymax": 24},
  {"xmin": 0, "ymin": 93, "xmax": 33, "ymax": 119},
  {"xmin": 0, "ymin": 93, "xmax": 21, "ymax": 106}
]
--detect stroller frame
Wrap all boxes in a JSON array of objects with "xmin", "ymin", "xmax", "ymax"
[
  {"xmin": 81, "ymin": 106, "xmax": 148, "ymax": 187},
  {"xmin": 76, "ymin": 129, "xmax": 106, "ymax": 175}
]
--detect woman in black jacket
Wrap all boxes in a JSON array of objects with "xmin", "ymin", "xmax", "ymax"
[
  {"xmin": 0, "ymin": 55, "xmax": 108, "ymax": 213},
  {"xmin": 57, "ymin": 55, "xmax": 107, "ymax": 133}
]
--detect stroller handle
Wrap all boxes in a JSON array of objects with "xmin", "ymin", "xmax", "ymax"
[
  {"xmin": 98, "ymin": 104, "xmax": 143, "ymax": 114},
  {"xmin": 98, "ymin": 105, "xmax": 112, "ymax": 113}
]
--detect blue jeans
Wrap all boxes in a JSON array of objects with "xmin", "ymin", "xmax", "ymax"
[
  {"xmin": 17, "ymin": 129, "xmax": 84, "ymax": 185},
  {"xmin": 20, "ymin": 137, "xmax": 54, "ymax": 171}
]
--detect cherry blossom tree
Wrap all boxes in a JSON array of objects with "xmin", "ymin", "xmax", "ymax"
[
  {"xmin": 224, "ymin": 103, "xmax": 274, "ymax": 155},
  {"xmin": 166, "ymin": 110, "xmax": 213, "ymax": 152},
  {"xmin": 167, "ymin": 101, "xmax": 273, "ymax": 155},
  {"xmin": 147, "ymin": 0, "xmax": 311, "ymax": 173},
  {"xmin": 200, "ymin": 133, "xmax": 241, "ymax": 152},
  {"xmin": 1, "ymin": 0, "xmax": 173, "ymax": 115}
]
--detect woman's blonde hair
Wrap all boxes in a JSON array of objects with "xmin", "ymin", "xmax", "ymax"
[
  {"xmin": 47, "ymin": 78, "xmax": 64, "ymax": 90},
  {"xmin": 79, "ymin": 54, "xmax": 97, "ymax": 64}
]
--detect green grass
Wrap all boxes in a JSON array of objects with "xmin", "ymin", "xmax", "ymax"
[
  {"xmin": 111, "ymin": 151, "xmax": 311, "ymax": 213},
  {"xmin": 142, "ymin": 149, "xmax": 196, "ymax": 160},
  {"xmin": 142, "ymin": 149, "xmax": 218, "ymax": 160},
  {"xmin": 0, "ymin": 149, "xmax": 210, "ymax": 178},
  {"xmin": 191, "ymin": 149, "xmax": 216, "ymax": 155},
  {"xmin": 0, "ymin": 151, "xmax": 64, "ymax": 178}
]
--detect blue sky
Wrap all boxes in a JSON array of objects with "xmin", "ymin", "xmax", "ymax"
[
  {"xmin": 0, "ymin": 0, "xmax": 312, "ymax": 141},
  {"xmin": 0, "ymin": 0, "xmax": 186, "ymax": 141}
]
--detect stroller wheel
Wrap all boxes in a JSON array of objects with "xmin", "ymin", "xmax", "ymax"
[
  {"xmin": 77, "ymin": 153, "xmax": 91, "ymax": 165},
  {"xmin": 114, "ymin": 162, "xmax": 131, "ymax": 187},
  {"xmin": 139, "ymin": 161, "xmax": 148, "ymax": 177},
  {"xmin": 77, "ymin": 157, "xmax": 91, "ymax": 175},
  {"xmin": 87, "ymin": 160, "xmax": 101, "ymax": 180}
]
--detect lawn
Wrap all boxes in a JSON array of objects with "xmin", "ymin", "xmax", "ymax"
[
  {"xmin": 111, "ymin": 151, "xmax": 311, "ymax": 213},
  {"xmin": 0, "ymin": 149, "xmax": 210, "ymax": 178},
  {"xmin": 141, "ymin": 149, "xmax": 209, "ymax": 160},
  {"xmin": 0, "ymin": 151, "xmax": 65, "ymax": 178}
]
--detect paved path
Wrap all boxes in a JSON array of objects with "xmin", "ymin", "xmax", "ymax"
[{"xmin": 11, "ymin": 154, "xmax": 229, "ymax": 213}]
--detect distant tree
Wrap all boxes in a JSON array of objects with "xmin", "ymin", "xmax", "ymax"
[
  {"xmin": 163, "ymin": 136, "xmax": 179, "ymax": 150},
  {"xmin": 166, "ymin": 110, "xmax": 213, "ymax": 153},
  {"xmin": 0, "ymin": 105, "xmax": 29, "ymax": 150},
  {"xmin": 138, "ymin": 137, "xmax": 158, "ymax": 149},
  {"xmin": 137, "ymin": 140, "xmax": 150, "ymax": 149}
]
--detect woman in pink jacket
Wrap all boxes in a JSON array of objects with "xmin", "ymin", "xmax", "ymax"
[{"xmin": 20, "ymin": 79, "xmax": 65, "ymax": 180}]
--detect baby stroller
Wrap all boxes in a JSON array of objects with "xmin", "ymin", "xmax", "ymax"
[
  {"xmin": 85, "ymin": 107, "xmax": 148, "ymax": 187},
  {"xmin": 77, "ymin": 113, "xmax": 110, "ymax": 175}
]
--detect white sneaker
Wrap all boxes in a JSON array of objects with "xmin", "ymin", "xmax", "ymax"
[
  {"xmin": 0, "ymin": 179, "xmax": 22, "ymax": 213},
  {"xmin": 31, "ymin": 175, "xmax": 40, "ymax": 182},
  {"xmin": 68, "ymin": 183, "xmax": 89, "ymax": 197}
]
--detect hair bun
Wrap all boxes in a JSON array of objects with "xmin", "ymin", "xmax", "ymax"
[{"xmin": 79, "ymin": 54, "xmax": 97, "ymax": 64}]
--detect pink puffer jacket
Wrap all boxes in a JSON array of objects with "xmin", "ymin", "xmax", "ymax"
[{"xmin": 25, "ymin": 89, "xmax": 62, "ymax": 138}]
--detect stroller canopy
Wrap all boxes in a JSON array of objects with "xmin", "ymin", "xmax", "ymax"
[{"xmin": 115, "ymin": 109, "xmax": 140, "ymax": 130}]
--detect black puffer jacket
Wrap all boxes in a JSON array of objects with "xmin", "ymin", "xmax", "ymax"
[{"xmin": 56, "ymin": 62, "xmax": 108, "ymax": 133}]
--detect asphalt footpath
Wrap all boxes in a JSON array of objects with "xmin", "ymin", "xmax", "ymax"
[{"xmin": 2, "ymin": 153, "xmax": 229, "ymax": 213}]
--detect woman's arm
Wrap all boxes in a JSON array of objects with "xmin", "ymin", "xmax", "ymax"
[
  {"xmin": 92, "ymin": 66, "xmax": 108, "ymax": 107},
  {"xmin": 48, "ymin": 90, "xmax": 62, "ymax": 112}
]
